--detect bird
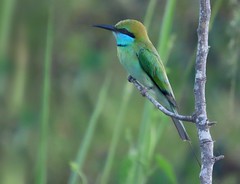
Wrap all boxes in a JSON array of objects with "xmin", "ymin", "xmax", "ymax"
[{"xmin": 94, "ymin": 19, "xmax": 190, "ymax": 141}]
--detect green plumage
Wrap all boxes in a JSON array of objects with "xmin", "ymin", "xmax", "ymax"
[
  {"xmin": 95, "ymin": 19, "xmax": 190, "ymax": 141},
  {"xmin": 124, "ymin": 42, "xmax": 189, "ymax": 141},
  {"xmin": 137, "ymin": 47, "xmax": 177, "ymax": 108}
]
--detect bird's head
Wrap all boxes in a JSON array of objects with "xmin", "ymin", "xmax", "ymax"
[{"xmin": 94, "ymin": 19, "xmax": 149, "ymax": 47}]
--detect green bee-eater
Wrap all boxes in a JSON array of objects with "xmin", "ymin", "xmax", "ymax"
[{"xmin": 94, "ymin": 19, "xmax": 189, "ymax": 141}]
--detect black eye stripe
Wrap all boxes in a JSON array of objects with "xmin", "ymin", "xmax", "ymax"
[{"xmin": 117, "ymin": 28, "xmax": 135, "ymax": 38}]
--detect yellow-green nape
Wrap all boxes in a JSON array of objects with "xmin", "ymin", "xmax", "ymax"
[{"xmin": 115, "ymin": 19, "xmax": 149, "ymax": 41}]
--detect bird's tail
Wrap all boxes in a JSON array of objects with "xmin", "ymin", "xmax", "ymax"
[
  {"xmin": 170, "ymin": 108, "xmax": 190, "ymax": 141},
  {"xmin": 171, "ymin": 117, "xmax": 190, "ymax": 141},
  {"xmin": 171, "ymin": 108, "xmax": 201, "ymax": 167}
]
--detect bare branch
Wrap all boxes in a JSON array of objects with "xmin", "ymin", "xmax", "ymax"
[
  {"xmin": 194, "ymin": 0, "xmax": 223, "ymax": 183},
  {"xmin": 128, "ymin": 75, "xmax": 194, "ymax": 122}
]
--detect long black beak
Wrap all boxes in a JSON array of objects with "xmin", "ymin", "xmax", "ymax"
[
  {"xmin": 93, "ymin": 24, "xmax": 117, "ymax": 32},
  {"xmin": 93, "ymin": 24, "xmax": 135, "ymax": 38}
]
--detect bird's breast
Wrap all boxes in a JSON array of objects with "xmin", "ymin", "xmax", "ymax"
[{"xmin": 117, "ymin": 47, "xmax": 152, "ymax": 87}]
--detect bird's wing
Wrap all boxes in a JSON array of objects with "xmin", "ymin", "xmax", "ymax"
[{"xmin": 137, "ymin": 48, "xmax": 177, "ymax": 107}]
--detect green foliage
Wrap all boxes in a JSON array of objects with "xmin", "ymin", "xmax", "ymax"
[
  {"xmin": 35, "ymin": 5, "xmax": 53, "ymax": 184},
  {"xmin": 157, "ymin": 0, "xmax": 176, "ymax": 62},
  {"xmin": 99, "ymin": 83, "xmax": 133, "ymax": 184},
  {"xmin": 0, "ymin": 0, "xmax": 15, "ymax": 58},
  {"xmin": 68, "ymin": 75, "xmax": 111, "ymax": 184},
  {"xmin": 155, "ymin": 154, "xmax": 177, "ymax": 184}
]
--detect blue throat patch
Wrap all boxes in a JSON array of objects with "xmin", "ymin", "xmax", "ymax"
[{"xmin": 113, "ymin": 32, "xmax": 134, "ymax": 47}]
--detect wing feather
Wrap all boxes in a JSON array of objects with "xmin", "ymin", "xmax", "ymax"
[{"xmin": 137, "ymin": 48, "xmax": 177, "ymax": 107}]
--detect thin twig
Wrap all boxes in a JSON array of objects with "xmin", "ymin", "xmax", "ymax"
[
  {"xmin": 213, "ymin": 155, "xmax": 224, "ymax": 162},
  {"xmin": 128, "ymin": 75, "xmax": 194, "ymax": 123}
]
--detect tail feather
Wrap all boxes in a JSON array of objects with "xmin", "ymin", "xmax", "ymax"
[
  {"xmin": 155, "ymin": 92, "xmax": 190, "ymax": 141},
  {"xmin": 171, "ymin": 117, "xmax": 190, "ymax": 141},
  {"xmin": 170, "ymin": 108, "xmax": 200, "ymax": 166}
]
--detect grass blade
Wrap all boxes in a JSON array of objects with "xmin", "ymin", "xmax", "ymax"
[
  {"xmin": 210, "ymin": 0, "xmax": 223, "ymax": 30},
  {"xmin": 0, "ymin": 0, "xmax": 16, "ymax": 97},
  {"xmin": 157, "ymin": 0, "xmax": 176, "ymax": 61},
  {"xmin": 179, "ymin": 0, "xmax": 224, "ymax": 99},
  {"xmin": 99, "ymin": 83, "xmax": 133, "ymax": 184},
  {"xmin": 10, "ymin": 25, "xmax": 28, "ymax": 115},
  {"xmin": 35, "ymin": 5, "xmax": 54, "ymax": 184},
  {"xmin": 68, "ymin": 74, "xmax": 111, "ymax": 184},
  {"xmin": 155, "ymin": 154, "xmax": 177, "ymax": 184},
  {"xmin": 0, "ymin": 0, "xmax": 16, "ymax": 58},
  {"xmin": 143, "ymin": 0, "xmax": 157, "ymax": 30},
  {"xmin": 132, "ymin": 102, "xmax": 152, "ymax": 184}
]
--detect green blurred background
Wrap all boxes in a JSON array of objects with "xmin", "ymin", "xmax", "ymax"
[{"xmin": 0, "ymin": 0, "xmax": 240, "ymax": 183}]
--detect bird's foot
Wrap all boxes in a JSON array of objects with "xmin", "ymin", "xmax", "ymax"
[
  {"xmin": 147, "ymin": 86, "xmax": 154, "ymax": 90},
  {"xmin": 127, "ymin": 75, "xmax": 135, "ymax": 82},
  {"xmin": 140, "ymin": 87, "xmax": 148, "ymax": 97}
]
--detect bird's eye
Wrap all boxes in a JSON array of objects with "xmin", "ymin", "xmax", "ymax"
[{"xmin": 118, "ymin": 28, "xmax": 135, "ymax": 38}]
